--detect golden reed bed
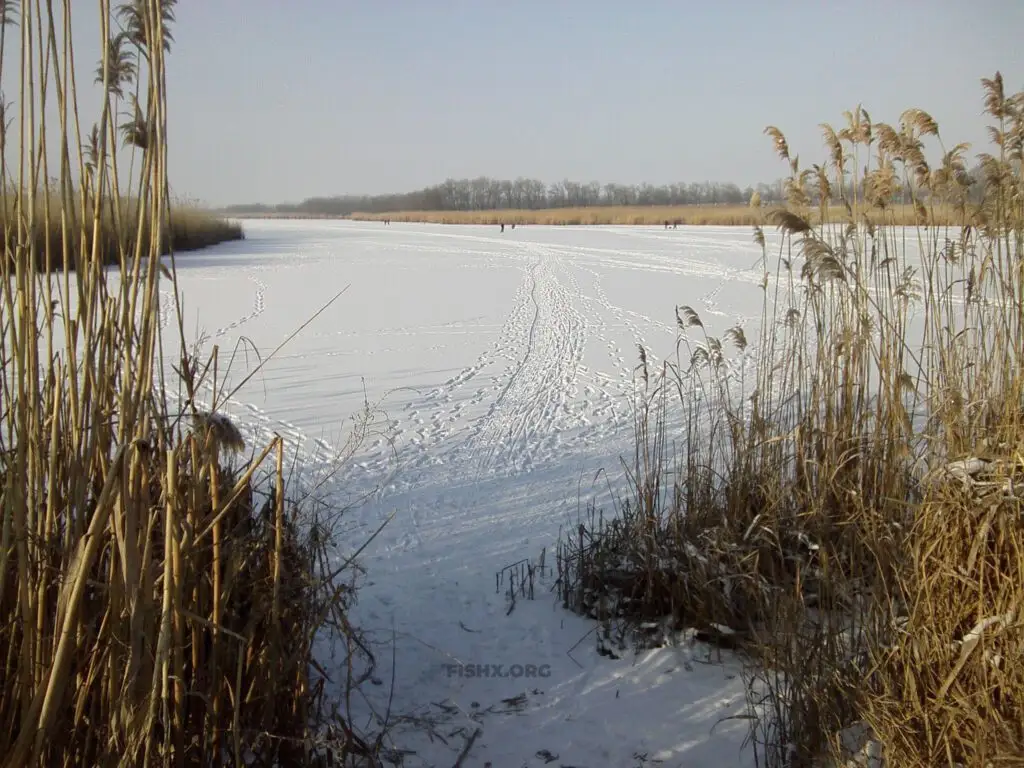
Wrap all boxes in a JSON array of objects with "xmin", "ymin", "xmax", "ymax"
[{"xmin": 349, "ymin": 203, "xmax": 956, "ymax": 227}]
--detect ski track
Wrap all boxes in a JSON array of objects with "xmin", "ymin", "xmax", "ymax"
[
  {"xmin": 159, "ymin": 222, "xmax": 772, "ymax": 767},
  {"xmin": 458, "ymin": 242, "xmax": 586, "ymax": 477}
]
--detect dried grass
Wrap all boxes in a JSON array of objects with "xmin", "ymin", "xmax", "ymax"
[
  {"xmin": 0, "ymin": 2, "xmax": 374, "ymax": 765},
  {"xmin": 558, "ymin": 74, "xmax": 1024, "ymax": 767},
  {"xmin": 0, "ymin": 195, "xmax": 244, "ymax": 271},
  {"xmin": 350, "ymin": 204, "xmax": 957, "ymax": 227}
]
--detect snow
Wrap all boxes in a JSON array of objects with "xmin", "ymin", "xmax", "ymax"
[{"xmin": 163, "ymin": 220, "xmax": 769, "ymax": 767}]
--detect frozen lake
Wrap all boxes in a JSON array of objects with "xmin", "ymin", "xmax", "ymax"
[
  {"xmin": 167, "ymin": 220, "xmax": 766, "ymax": 478},
  {"xmin": 164, "ymin": 219, "xmax": 769, "ymax": 766}
]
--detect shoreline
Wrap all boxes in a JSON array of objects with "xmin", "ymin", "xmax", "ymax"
[{"xmin": 220, "ymin": 202, "xmax": 958, "ymax": 228}]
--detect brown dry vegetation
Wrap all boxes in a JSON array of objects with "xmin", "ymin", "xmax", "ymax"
[
  {"xmin": 0, "ymin": 2, "xmax": 374, "ymax": 766},
  {"xmin": 1, "ymin": 196, "xmax": 243, "ymax": 271},
  {"xmin": 558, "ymin": 76, "xmax": 1024, "ymax": 767},
  {"xmin": 351, "ymin": 203, "xmax": 957, "ymax": 227}
]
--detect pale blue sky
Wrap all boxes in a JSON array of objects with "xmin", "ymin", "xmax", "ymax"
[{"xmin": 27, "ymin": 1, "xmax": 1024, "ymax": 206}]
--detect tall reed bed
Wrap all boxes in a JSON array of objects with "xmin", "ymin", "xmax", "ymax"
[
  {"xmin": 351, "ymin": 203, "xmax": 956, "ymax": 227},
  {"xmin": 558, "ymin": 76, "xmax": 1024, "ymax": 766},
  {"xmin": 0, "ymin": 2, "xmax": 370, "ymax": 765},
  {"xmin": 0, "ymin": 194, "xmax": 244, "ymax": 271}
]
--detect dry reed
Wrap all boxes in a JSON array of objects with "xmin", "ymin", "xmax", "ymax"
[
  {"xmin": 558, "ymin": 75, "xmax": 1024, "ymax": 767},
  {"xmin": 0, "ymin": 2, "xmax": 373, "ymax": 765},
  {"xmin": 351, "ymin": 204, "xmax": 957, "ymax": 227},
  {"xmin": 0, "ymin": 194, "xmax": 244, "ymax": 271}
]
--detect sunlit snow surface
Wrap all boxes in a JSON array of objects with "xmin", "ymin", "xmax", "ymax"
[{"xmin": 163, "ymin": 220, "xmax": 773, "ymax": 767}]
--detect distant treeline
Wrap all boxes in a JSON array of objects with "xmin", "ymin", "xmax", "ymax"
[
  {"xmin": 224, "ymin": 178, "xmax": 786, "ymax": 217},
  {"xmin": 223, "ymin": 169, "xmax": 986, "ymax": 217}
]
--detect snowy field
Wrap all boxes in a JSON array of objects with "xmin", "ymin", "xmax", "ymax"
[{"xmin": 165, "ymin": 220, "xmax": 773, "ymax": 767}]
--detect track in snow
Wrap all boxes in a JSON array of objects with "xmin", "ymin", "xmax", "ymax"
[{"xmin": 460, "ymin": 243, "xmax": 587, "ymax": 476}]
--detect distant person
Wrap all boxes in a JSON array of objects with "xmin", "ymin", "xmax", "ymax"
[
  {"xmin": 511, "ymin": 223, "xmax": 516, "ymax": 230},
  {"xmin": 665, "ymin": 220, "xmax": 669, "ymax": 229},
  {"xmin": 500, "ymin": 223, "xmax": 505, "ymax": 233}
]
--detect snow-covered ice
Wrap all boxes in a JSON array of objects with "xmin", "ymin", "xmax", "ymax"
[{"xmin": 165, "ymin": 220, "xmax": 769, "ymax": 767}]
